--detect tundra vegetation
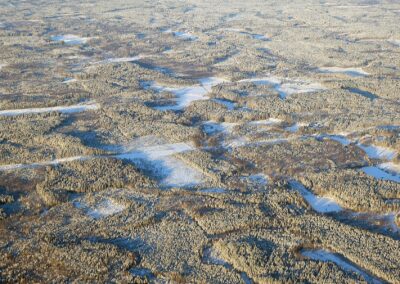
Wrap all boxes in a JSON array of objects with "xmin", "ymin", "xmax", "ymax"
[{"xmin": 0, "ymin": 0, "xmax": 399, "ymax": 283}]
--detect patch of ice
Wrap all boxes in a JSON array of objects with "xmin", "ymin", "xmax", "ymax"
[
  {"xmin": 0, "ymin": 156, "xmax": 88, "ymax": 171},
  {"xmin": 0, "ymin": 101, "xmax": 99, "ymax": 117},
  {"xmin": 51, "ymin": 34, "xmax": 89, "ymax": 45},
  {"xmin": 302, "ymin": 249, "xmax": 382, "ymax": 284},
  {"xmin": 318, "ymin": 67, "xmax": 369, "ymax": 77},
  {"xmin": 357, "ymin": 144, "xmax": 397, "ymax": 160},
  {"xmin": 290, "ymin": 181, "xmax": 343, "ymax": 213},
  {"xmin": 238, "ymin": 76, "xmax": 325, "ymax": 99},
  {"xmin": 361, "ymin": 166, "xmax": 400, "ymax": 183},
  {"xmin": 117, "ymin": 141, "xmax": 204, "ymax": 188},
  {"xmin": 95, "ymin": 56, "xmax": 142, "ymax": 64},
  {"xmin": 145, "ymin": 77, "xmax": 228, "ymax": 110},
  {"xmin": 74, "ymin": 198, "xmax": 126, "ymax": 219}
]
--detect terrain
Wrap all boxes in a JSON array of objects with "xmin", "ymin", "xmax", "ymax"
[{"xmin": 0, "ymin": 0, "xmax": 399, "ymax": 283}]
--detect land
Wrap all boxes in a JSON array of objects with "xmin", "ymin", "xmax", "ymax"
[{"xmin": 0, "ymin": 0, "xmax": 399, "ymax": 283}]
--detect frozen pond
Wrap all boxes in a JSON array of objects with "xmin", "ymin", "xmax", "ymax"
[
  {"xmin": 0, "ymin": 101, "xmax": 99, "ymax": 117},
  {"xmin": 302, "ymin": 249, "xmax": 382, "ymax": 284},
  {"xmin": 144, "ymin": 77, "xmax": 228, "ymax": 110},
  {"xmin": 290, "ymin": 181, "xmax": 343, "ymax": 213},
  {"xmin": 51, "ymin": 34, "xmax": 89, "ymax": 45},
  {"xmin": 0, "ymin": 156, "xmax": 88, "ymax": 171},
  {"xmin": 74, "ymin": 198, "xmax": 126, "ymax": 219},
  {"xmin": 318, "ymin": 67, "xmax": 369, "ymax": 77},
  {"xmin": 238, "ymin": 77, "xmax": 325, "ymax": 99},
  {"xmin": 116, "ymin": 141, "xmax": 204, "ymax": 188}
]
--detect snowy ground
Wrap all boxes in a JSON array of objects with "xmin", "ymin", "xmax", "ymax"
[{"xmin": 0, "ymin": 101, "xmax": 99, "ymax": 117}]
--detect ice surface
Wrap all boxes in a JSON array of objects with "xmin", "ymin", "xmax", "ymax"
[
  {"xmin": 290, "ymin": 181, "xmax": 343, "ymax": 213},
  {"xmin": 302, "ymin": 249, "xmax": 382, "ymax": 284},
  {"xmin": 0, "ymin": 101, "xmax": 99, "ymax": 117},
  {"xmin": 51, "ymin": 34, "xmax": 89, "ymax": 45},
  {"xmin": 318, "ymin": 67, "xmax": 369, "ymax": 77}
]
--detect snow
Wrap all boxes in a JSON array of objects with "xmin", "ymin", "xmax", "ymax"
[
  {"xmin": 0, "ymin": 64, "xmax": 6, "ymax": 70},
  {"xmin": 248, "ymin": 117, "xmax": 282, "ymax": 126},
  {"xmin": 302, "ymin": 249, "xmax": 382, "ymax": 284},
  {"xmin": 203, "ymin": 121, "xmax": 237, "ymax": 135},
  {"xmin": 94, "ymin": 56, "xmax": 142, "ymax": 64},
  {"xmin": 164, "ymin": 29, "xmax": 197, "ymax": 41},
  {"xmin": 51, "ymin": 34, "xmax": 89, "ymax": 45},
  {"xmin": 357, "ymin": 144, "xmax": 397, "ymax": 160},
  {"xmin": 200, "ymin": 188, "xmax": 228, "ymax": 194},
  {"xmin": 0, "ymin": 156, "xmax": 87, "ymax": 171},
  {"xmin": 361, "ymin": 166, "xmax": 400, "ymax": 183},
  {"xmin": 202, "ymin": 247, "xmax": 229, "ymax": 265},
  {"xmin": 74, "ymin": 198, "xmax": 126, "ymax": 219},
  {"xmin": 326, "ymin": 134, "xmax": 352, "ymax": 146},
  {"xmin": 145, "ymin": 77, "xmax": 228, "ymax": 110},
  {"xmin": 388, "ymin": 39, "xmax": 400, "ymax": 47},
  {"xmin": 116, "ymin": 140, "xmax": 204, "ymax": 188},
  {"xmin": 290, "ymin": 181, "xmax": 343, "ymax": 213},
  {"xmin": 212, "ymin": 98, "xmax": 235, "ymax": 110},
  {"xmin": 242, "ymin": 173, "xmax": 268, "ymax": 186},
  {"xmin": 0, "ymin": 101, "xmax": 99, "ymax": 117},
  {"xmin": 62, "ymin": 78, "xmax": 78, "ymax": 84},
  {"xmin": 318, "ymin": 67, "xmax": 369, "ymax": 77},
  {"xmin": 238, "ymin": 76, "xmax": 325, "ymax": 99},
  {"xmin": 285, "ymin": 123, "xmax": 307, "ymax": 133}
]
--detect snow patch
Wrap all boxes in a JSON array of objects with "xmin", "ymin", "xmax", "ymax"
[
  {"xmin": 361, "ymin": 166, "xmax": 400, "ymax": 183},
  {"xmin": 203, "ymin": 121, "xmax": 237, "ymax": 135},
  {"xmin": 238, "ymin": 76, "xmax": 325, "ymax": 99},
  {"xmin": 357, "ymin": 144, "xmax": 397, "ymax": 160},
  {"xmin": 0, "ymin": 156, "xmax": 88, "ymax": 171},
  {"xmin": 0, "ymin": 101, "xmax": 99, "ymax": 117},
  {"xmin": 74, "ymin": 198, "xmax": 126, "ymax": 219},
  {"xmin": 144, "ymin": 77, "xmax": 228, "ymax": 110},
  {"xmin": 302, "ymin": 249, "xmax": 382, "ymax": 284},
  {"xmin": 290, "ymin": 181, "xmax": 343, "ymax": 213},
  {"xmin": 116, "ymin": 140, "xmax": 204, "ymax": 188},
  {"xmin": 51, "ymin": 34, "xmax": 89, "ymax": 45},
  {"xmin": 164, "ymin": 29, "xmax": 197, "ymax": 41},
  {"xmin": 285, "ymin": 123, "xmax": 307, "ymax": 133},
  {"xmin": 388, "ymin": 39, "xmax": 400, "ymax": 47},
  {"xmin": 318, "ymin": 67, "xmax": 369, "ymax": 77}
]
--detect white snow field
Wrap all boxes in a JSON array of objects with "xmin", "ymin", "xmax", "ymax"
[
  {"xmin": 361, "ymin": 165, "xmax": 400, "ymax": 183},
  {"xmin": 0, "ymin": 101, "xmax": 99, "ymax": 117}
]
